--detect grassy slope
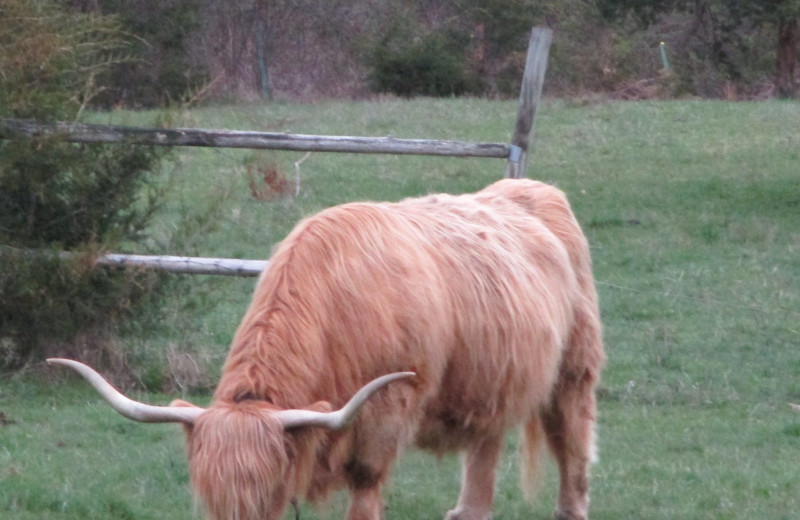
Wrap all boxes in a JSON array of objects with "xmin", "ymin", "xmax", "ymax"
[{"xmin": 2, "ymin": 98, "xmax": 800, "ymax": 519}]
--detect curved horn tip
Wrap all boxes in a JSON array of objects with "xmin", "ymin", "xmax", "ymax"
[
  {"xmin": 47, "ymin": 357, "xmax": 78, "ymax": 366},
  {"xmin": 46, "ymin": 357, "xmax": 204, "ymax": 424},
  {"xmin": 46, "ymin": 358, "xmax": 103, "ymax": 377},
  {"xmin": 46, "ymin": 358, "xmax": 93, "ymax": 373},
  {"xmin": 276, "ymin": 371, "xmax": 416, "ymax": 430},
  {"xmin": 47, "ymin": 357, "xmax": 92, "ymax": 368},
  {"xmin": 377, "ymin": 371, "xmax": 416, "ymax": 387}
]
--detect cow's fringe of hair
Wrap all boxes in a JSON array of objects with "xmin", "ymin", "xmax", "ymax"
[{"xmin": 187, "ymin": 404, "xmax": 293, "ymax": 520}]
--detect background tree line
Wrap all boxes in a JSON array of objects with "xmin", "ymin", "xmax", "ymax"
[{"xmin": 70, "ymin": 0, "xmax": 799, "ymax": 106}]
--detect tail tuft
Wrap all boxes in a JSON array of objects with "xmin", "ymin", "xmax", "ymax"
[{"xmin": 520, "ymin": 415, "xmax": 547, "ymax": 501}]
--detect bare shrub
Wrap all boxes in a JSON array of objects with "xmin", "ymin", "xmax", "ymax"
[
  {"xmin": 166, "ymin": 345, "xmax": 213, "ymax": 393},
  {"xmin": 246, "ymin": 159, "xmax": 290, "ymax": 201}
]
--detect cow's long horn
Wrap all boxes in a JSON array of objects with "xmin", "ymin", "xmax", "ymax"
[
  {"xmin": 47, "ymin": 358, "xmax": 204, "ymax": 424},
  {"xmin": 275, "ymin": 371, "xmax": 415, "ymax": 430}
]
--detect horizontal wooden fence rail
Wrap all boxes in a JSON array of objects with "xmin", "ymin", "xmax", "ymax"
[
  {"xmin": 0, "ymin": 117, "xmax": 514, "ymax": 279},
  {"xmin": 0, "ymin": 118, "xmax": 510, "ymax": 279},
  {"xmin": 0, "ymin": 118, "xmax": 512, "ymax": 158},
  {"xmin": 93, "ymin": 253, "xmax": 267, "ymax": 276},
  {"xmin": 1, "ymin": 246, "xmax": 267, "ymax": 277}
]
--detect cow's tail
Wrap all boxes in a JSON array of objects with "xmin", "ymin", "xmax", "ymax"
[{"xmin": 520, "ymin": 414, "xmax": 547, "ymax": 501}]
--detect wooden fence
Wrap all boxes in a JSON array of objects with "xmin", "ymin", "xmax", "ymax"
[
  {"xmin": 0, "ymin": 118, "xmax": 512, "ymax": 158},
  {"xmin": 0, "ymin": 28, "xmax": 552, "ymax": 277}
]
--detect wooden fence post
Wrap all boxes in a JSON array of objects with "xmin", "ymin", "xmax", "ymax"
[{"xmin": 506, "ymin": 27, "xmax": 553, "ymax": 179}]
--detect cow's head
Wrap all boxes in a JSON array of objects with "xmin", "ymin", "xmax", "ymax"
[{"xmin": 48, "ymin": 358, "xmax": 413, "ymax": 520}]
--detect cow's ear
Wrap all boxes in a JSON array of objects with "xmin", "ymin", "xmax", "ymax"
[
  {"xmin": 278, "ymin": 401, "xmax": 334, "ymax": 434},
  {"xmin": 305, "ymin": 401, "xmax": 334, "ymax": 414},
  {"xmin": 170, "ymin": 399, "xmax": 198, "ymax": 435},
  {"xmin": 277, "ymin": 372, "xmax": 415, "ymax": 431}
]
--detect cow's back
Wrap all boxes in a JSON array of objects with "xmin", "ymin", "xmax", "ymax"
[{"xmin": 219, "ymin": 182, "xmax": 583, "ymax": 453}]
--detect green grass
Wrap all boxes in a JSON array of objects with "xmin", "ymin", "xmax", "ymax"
[{"xmin": 3, "ymin": 98, "xmax": 800, "ymax": 519}]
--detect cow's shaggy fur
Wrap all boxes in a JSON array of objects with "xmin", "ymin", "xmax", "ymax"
[{"xmin": 180, "ymin": 179, "xmax": 604, "ymax": 520}]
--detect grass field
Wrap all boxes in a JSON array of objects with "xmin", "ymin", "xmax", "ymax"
[{"xmin": 2, "ymin": 98, "xmax": 800, "ymax": 519}]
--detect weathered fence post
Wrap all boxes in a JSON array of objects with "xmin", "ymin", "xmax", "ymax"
[{"xmin": 506, "ymin": 27, "xmax": 553, "ymax": 179}]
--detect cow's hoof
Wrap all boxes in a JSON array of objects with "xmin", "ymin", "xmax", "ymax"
[
  {"xmin": 553, "ymin": 510, "xmax": 587, "ymax": 520},
  {"xmin": 444, "ymin": 508, "xmax": 491, "ymax": 520}
]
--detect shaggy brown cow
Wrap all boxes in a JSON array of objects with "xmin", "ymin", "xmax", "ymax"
[{"xmin": 50, "ymin": 179, "xmax": 604, "ymax": 520}]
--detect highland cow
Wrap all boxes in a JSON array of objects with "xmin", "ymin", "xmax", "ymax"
[{"xmin": 50, "ymin": 178, "xmax": 605, "ymax": 520}]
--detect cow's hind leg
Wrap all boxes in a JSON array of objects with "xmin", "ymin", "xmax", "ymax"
[
  {"xmin": 541, "ymin": 370, "xmax": 598, "ymax": 520},
  {"xmin": 444, "ymin": 435, "xmax": 503, "ymax": 520}
]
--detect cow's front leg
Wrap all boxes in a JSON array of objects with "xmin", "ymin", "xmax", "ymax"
[
  {"xmin": 346, "ymin": 486, "xmax": 385, "ymax": 520},
  {"xmin": 444, "ymin": 435, "xmax": 503, "ymax": 520}
]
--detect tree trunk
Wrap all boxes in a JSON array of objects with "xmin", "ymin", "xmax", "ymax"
[{"xmin": 776, "ymin": 18, "xmax": 799, "ymax": 98}]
